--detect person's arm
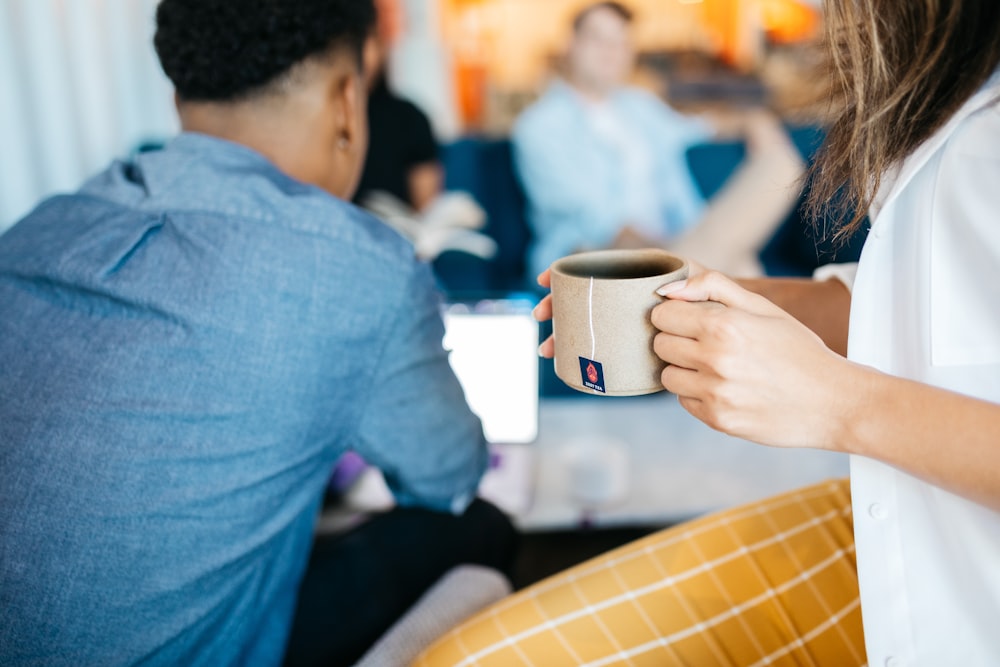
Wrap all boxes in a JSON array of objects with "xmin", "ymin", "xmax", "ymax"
[
  {"xmin": 610, "ymin": 225, "xmax": 665, "ymax": 251},
  {"xmin": 351, "ymin": 259, "xmax": 488, "ymax": 514},
  {"xmin": 641, "ymin": 93, "xmax": 709, "ymax": 238},
  {"xmin": 652, "ymin": 271, "xmax": 1000, "ymax": 511},
  {"xmin": 737, "ymin": 277, "xmax": 851, "ymax": 356},
  {"xmin": 669, "ymin": 112, "xmax": 806, "ymax": 277},
  {"xmin": 843, "ymin": 367, "xmax": 1000, "ymax": 511}
]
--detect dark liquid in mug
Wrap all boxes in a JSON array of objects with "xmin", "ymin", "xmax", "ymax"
[{"xmin": 558, "ymin": 258, "xmax": 683, "ymax": 280}]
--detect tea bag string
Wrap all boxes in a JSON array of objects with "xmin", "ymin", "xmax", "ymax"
[{"xmin": 588, "ymin": 277, "xmax": 596, "ymax": 360}]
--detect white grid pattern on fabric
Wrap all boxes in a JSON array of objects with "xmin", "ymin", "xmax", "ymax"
[
  {"xmin": 755, "ymin": 500, "xmax": 864, "ymax": 665},
  {"xmin": 578, "ymin": 547, "xmax": 859, "ymax": 667},
  {"xmin": 567, "ymin": 578, "xmax": 631, "ymax": 664},
  {"xmin": 648, "ymin": 546, "xmax": 732, "ymax": 666},
  {"xmin": 443, "ymin": 497, "xmax": 854, "ymax": 667},
  {"xmin": 460, "ymin": 483, "xmax": 844, "ymax": 622},
  {"xmin": 687, "ymin": 531, "xmax": 769, "ymax": 661},
  {"xmin": 745, "ymin": 598, "xmax": 862, "ymax": 667},
  {"xmin": 528, "ymin": 593, "xmax": 584, "ymax": 664},
  {"xmin": 488, "ymin": 612, "xmax": 534, "ymax": 667},
  {"xmin": 608, "ymin": 563, "xmax": 676, "ymax": 664}
]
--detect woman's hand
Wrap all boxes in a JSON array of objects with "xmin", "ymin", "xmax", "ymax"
[
  {"xmin": 652, "ymin": 271, "xmax": 854, "ymax": 450},
  {"xmin": 532, "ymin": 270, "xmax": 557, "ymax": 358}
]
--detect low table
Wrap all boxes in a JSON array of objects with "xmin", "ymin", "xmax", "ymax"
[
  {"xmin": 511, "ymin": 394, "xmax": 849, "ymax": 531},
  {"xmin": 333, "ymin": 394, "xmax": 849, "ymax": 534}
]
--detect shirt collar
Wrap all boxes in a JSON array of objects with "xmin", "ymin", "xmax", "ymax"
[
  {"xmin": 133, "ymin": 131, "xmax": 307, "ymax": 205},
  {"xmin": 873, "ymin": 67, "xmax": 1000, "ymax": 217},
  {"xmin": 165, "ymin": 132, "xmax": 279, "ymax": 170}
]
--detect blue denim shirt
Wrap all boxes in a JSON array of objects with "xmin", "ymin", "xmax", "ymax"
[
  {"xmin": 0, "ymin": 133, "xmax": 488, "ymax": 666},
  {"xmin": 512, "ymin": 81, "xmax": 711, "ymax": 277}
]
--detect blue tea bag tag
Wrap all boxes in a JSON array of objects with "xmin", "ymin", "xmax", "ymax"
[{"xmin": 579, "ymin": 357, "xmax": 606, "ymax": 393}]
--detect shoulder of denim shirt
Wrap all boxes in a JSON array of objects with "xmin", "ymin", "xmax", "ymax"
[{"xmin": 84, "ymin": 132, "xmax": 418, "ymax": 266}]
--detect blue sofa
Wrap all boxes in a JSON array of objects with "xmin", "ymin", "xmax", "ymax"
[{"xmin": 434, "ymin": 139, "xmax": 533, "ymax": 293}]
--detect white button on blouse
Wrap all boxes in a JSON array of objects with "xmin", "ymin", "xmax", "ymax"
[{"xmin": 867, "ymin": 504, "xmax": 887, "ymax": 521}]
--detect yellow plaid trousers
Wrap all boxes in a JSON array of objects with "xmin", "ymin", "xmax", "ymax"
[{"xmin": 415, "ymin": 479, "xmax": 864, "ymax": 667}]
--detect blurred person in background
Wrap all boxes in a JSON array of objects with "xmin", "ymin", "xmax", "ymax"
[
  {"xmin": 514, "ymin": 1, "xmax": 805, "ymax": 278},
  {"xmin": 351, "ymin": 0, "xmax": 495, "ymax": 264},
  {"xmin": 0, "ymin": 1, "xmax": 515, "ymax": 666},
  {"xmin": 353, "ymin": 2, "xmax": 442, "ymax": 213}
]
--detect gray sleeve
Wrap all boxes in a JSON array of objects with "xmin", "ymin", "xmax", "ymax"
[{"xmin": 351, "ymin": 259, "xmax": 488, "ymax": 514}]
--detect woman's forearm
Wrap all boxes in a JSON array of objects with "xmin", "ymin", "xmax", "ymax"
[
  {"xmin": 738, "ymin": 277, "xmax": 851, "ymax": 356},
  {"xmin": 656, "ymin": 271, "xmax": 998, "ymax": 510},
  {"xmin": 834, "ymin": 361, "xmax": 1000, "ymax": 511}
]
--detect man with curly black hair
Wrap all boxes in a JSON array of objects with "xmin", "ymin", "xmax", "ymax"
[{"xmin": 0, "ymin": 2, "xmax": 515, "ymax": 666}]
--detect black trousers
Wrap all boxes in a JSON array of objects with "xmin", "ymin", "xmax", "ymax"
[{"xmin": 283, "ymin": 499, "xmax": 518, "ymax": 667}]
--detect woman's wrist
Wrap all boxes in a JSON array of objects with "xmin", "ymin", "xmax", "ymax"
[{"xmin": 820, "ymin": 358, "xmax": 883, "ymax": 456}]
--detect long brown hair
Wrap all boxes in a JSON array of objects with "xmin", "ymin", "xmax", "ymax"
[{"xmin": 809, "ymin": 0, "xmax": 1000, "ymax": 237}]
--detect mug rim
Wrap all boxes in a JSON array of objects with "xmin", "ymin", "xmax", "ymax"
[{"xmin": 550, "ymin": 248, "xmax": 687, "ymax": 282}]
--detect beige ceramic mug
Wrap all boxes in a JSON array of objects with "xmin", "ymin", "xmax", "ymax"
[{"xmin": 550, "ymin": 249, "xmax": 688, "ymax": 396}]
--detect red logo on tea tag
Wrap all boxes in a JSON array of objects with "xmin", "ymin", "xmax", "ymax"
[{"xmin": 578, "ymin": 357, "xmax": 606, "ymax": 393}]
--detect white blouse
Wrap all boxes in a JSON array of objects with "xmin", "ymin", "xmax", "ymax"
[{"xmin": 829, "ymin": 71, "xmax": 1000, "ymax": 666}]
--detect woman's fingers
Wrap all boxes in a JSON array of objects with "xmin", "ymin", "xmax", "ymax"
[
  {"xmin": 677, "ymin": 395, "xmax": 715, "ymax": 431},
  {"xmin": 660, "ymin": 364, "xmax": 706, "ymax": 399},
  {"xmin": 538, "ymin": 335, "xmax": 555, "ymax": 359},
  {"xmin": 651, "ymin": 299, "xmax": 726, "ymax": 339},
  {"xmin": 533, "ymin": 294, "xmax": 552, "ymax": 322},
  {"xmin": 659, "ymin": 271, "xmax": 779, "ymax": 316},
  {"xmin": 653, "ymin": 332, "xmax": 701, "ymax": 369},
  {"xmin": 684, "ymin": 258, "xmax": 708, "ymax": 278},
  {"xmin": 535, "ymin": 269, "xmax": 554, "ymax": 357}
]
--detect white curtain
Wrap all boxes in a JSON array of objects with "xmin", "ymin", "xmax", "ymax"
[
  {"xmin": 391, "ymin": 0, "xmax": 458, "ymax": 141},
  {"xmin": 0, "ymin": 0, "xmax": 178, "ymax": 234}
]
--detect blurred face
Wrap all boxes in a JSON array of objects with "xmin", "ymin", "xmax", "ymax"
[{"xmin": 568, "ymin": 8, "xmax": 635, "ymax": 95}]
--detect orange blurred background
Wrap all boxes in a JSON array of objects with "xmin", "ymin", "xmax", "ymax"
[{"xmin": 378, "ymin": 0, "xmax": 820, "ymax": 129}]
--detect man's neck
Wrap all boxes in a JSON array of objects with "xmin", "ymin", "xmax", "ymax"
[
  {"xmin": 567, "ymin": 76, "xmax": 613, "ymax": 104},
  {"xmin": 177, "ymin": 97, "xmax": 328, "ymax": 190}
]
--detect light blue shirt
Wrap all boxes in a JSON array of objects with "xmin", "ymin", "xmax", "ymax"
[
  {"xmin": 512, "ymin": 81, "xmax": 711, "ymax": 277},
  {"xmin": 0, "ymin": 133, "xmax": 487, "ymax": 666}
]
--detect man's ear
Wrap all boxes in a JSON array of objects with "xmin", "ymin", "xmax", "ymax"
[
  {"xmin": 322, "ymin": 59, "xmax": 368, "ymax": 199},
  {"xmin": 330, "ymin": 67, "xmax": 363, "ymax": 153}
]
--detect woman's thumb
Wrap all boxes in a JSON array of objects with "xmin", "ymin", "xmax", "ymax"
[{"xmin": 657, "ymin": 271, "xmax": 777, "ymax": 315}]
